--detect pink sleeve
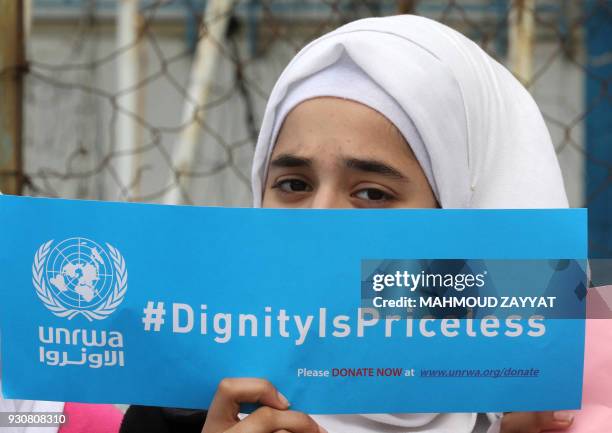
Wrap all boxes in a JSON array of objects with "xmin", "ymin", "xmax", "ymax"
[
  {"xmin": 560, "ymin": 318, "xmax": 612, "ymax": 433},
  {"xmin": 58, "ymin": 403, "xmax": 123, "ymax": 433},
  {"xmin": 548, "ymin": 287, "xmax": 612, "ymax": 432}
]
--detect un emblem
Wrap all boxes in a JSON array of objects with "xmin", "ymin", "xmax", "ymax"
[{"xmin": 32, "ymin": 238, "xmax": 127, "ymax": 321}]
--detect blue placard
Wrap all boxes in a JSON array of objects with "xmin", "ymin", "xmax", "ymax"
[{"xmin": 0, "ymin": 196, "xmax": 587, "ymax": 413}]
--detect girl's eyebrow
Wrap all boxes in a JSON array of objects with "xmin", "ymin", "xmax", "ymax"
[
  {"xmin": 269, "ymin": 154, "xmax": 408, "ymax": 181},
  {"xmin": 270, "ymin": 154, "xmax": 312, "ymax": 168},
  {"xmin": 344, "ymin": 158, "xmax": 407, "ymax": 180}
]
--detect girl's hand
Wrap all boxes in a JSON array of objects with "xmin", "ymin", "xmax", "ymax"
[
  {"xmin": 501, "ymin": 411, "xmax": 574, "ymax": 433},
  {"xmin": 202, "ymin": 378, "xmax": 328, "ymax": 433}
]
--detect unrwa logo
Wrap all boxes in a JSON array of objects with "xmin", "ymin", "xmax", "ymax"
[{"xmin": 33, "ymin": 237, "xmax": 127, "ymax": 321}]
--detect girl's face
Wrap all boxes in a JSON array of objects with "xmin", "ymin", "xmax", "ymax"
[{"xmin": 262, "ymin": 97, "xmax": 438, "ymax": 209}]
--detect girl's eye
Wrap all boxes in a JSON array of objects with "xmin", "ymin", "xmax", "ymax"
[
  {"xmin": 273, "ymin": 179, "xmax": 312, "ymax": 193},
  {"xmin": 353, "ymin": 188, "xmax": 393, "ymax": 201}
]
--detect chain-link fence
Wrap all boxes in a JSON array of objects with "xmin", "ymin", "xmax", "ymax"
[{"xmin": 0, "ymin": 0, "xmax": 610, "ymax": 254}]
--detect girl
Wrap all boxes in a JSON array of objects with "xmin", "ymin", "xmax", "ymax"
[{"xmin": 201, "ymin": 14, "xmax": 574, "ymax": 433}]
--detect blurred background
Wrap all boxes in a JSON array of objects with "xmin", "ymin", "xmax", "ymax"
[{"xmin": 0, "ymin": 0, "xmax": 610, "ymax": 256}]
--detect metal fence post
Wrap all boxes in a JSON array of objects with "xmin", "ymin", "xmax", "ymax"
[{"xmin": 0, "ymin": 0, "xmax": 25, "ymax": 195}]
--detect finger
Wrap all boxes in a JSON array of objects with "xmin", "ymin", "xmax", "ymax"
[
  {"xmin": 501, "ymin": 411, "xmax": 574, "ymax": 433},
  {"xmin": 232, "ymin": 407, "xmax": 327, "ymax": 433},
  {"xmin": 207, "ymin": 378, "xmax": 290, "ymax": 427}
]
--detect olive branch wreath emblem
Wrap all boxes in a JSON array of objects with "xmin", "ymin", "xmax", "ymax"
[{"xmin": 32, "ymin": 240, "xmax": 128, "ymax": 321}]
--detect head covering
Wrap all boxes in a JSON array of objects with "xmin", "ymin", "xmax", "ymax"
[
  {"xmin": 270, "ymin": 52, "xmax": 437, "ymax": 198},
  {"xmin": 251, "ymin": 14, "xmax": 568, "ymax": 209}
]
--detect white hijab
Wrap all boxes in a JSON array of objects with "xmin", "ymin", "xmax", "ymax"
[
  {"xmin": 250, "ymin": 14, "xmax": 568, "ymax": 433},
  {"xmin": 252, "ymin": 14, "xmax": 568, "ymax": 209}
]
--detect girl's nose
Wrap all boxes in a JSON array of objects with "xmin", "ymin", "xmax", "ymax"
[{"xmin": 309, "ymin": 186, "xmax": 351, "ymax": 209}]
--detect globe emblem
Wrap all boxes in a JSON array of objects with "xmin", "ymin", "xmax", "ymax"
[{"xmin": 43, "ymin": 237, "xmax": 115, "ymax": 310}]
